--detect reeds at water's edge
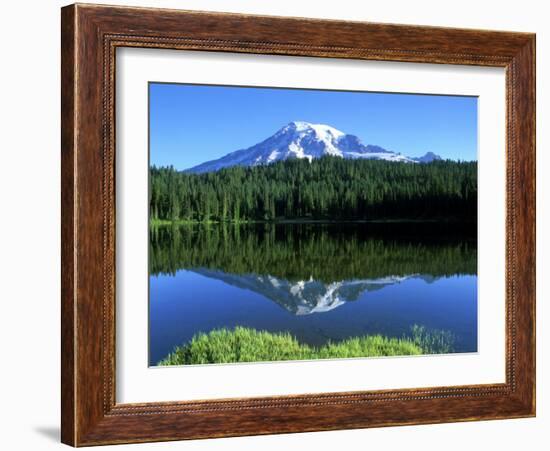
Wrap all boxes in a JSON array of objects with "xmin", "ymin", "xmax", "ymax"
[{"xmin": 158, "ymin": 325, "xmax": 455, "ymax": 365}]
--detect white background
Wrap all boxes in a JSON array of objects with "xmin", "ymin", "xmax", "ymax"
[
  {"xmin": 117, "ymin": 49, "xmax": 506, "ymax": 403},
  {"xmin": 0, "ymin": 0, "xmax": 546, "ymax": 450}
]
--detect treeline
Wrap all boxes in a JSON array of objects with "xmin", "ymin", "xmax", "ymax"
[
  {"xmin": 150, "ymin": 223, "xmax": 477, "ymax": 281},
  {"xmin": 150, "ymin": 157, "xmax": 477, "ymax": 222}
]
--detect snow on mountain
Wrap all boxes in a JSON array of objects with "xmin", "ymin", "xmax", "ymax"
[
  {"xmin": 186, "ymin": 121, "xmax": 442, "ymax": 173},
  {"xmin": 412, "ymin": 151, "xmax": 442, "ymax": 163}
]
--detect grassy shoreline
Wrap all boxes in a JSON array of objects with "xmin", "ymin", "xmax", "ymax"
[
  {"xmin": 150, "ymin": 217, "xmax": 475, "ymax": 227},
  {"xmin": 156, "ymin": 326, "xmax": 453, "ymax": 366}
]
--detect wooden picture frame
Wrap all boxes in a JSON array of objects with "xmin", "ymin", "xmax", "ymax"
[{"xmin": 61, "ymin": 3, "xmax": 535, "ymax": 446}]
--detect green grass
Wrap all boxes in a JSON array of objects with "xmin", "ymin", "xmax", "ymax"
[
  {"xmin": 410, "ymin": 324, "xmax": 455, "ymax": 354},
  {"xmin": 157, "ymin": 327, "xmax": 425, "ymax": 365},
  {"xmin": 150, "ymin": 218, "xmax": 256, "ymax": 227},
  {"xmin": 150, "ymin": 218, "xmax": 214, "ymax": 226}
]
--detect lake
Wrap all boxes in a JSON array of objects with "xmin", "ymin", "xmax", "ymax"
[{"xmin": 149, "ymin": 222, "xmax": 477, "ymax": 365}]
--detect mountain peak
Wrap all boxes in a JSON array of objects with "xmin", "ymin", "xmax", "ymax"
[
  {"xmin": 186, "ymin": 122, "xmax": 442, "ymax": 173},
  {"xmin": 283, "ymin": 121, "xmax": 345, "ymax": 139},
  {"xmin": 412, "ymin": 151, "xmax": 442, "ymax": 163}
]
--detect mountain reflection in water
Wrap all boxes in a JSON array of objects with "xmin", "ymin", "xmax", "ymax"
[{"xmin": 190, "ymin": 268, "xmax": 421, "ymax": 315}]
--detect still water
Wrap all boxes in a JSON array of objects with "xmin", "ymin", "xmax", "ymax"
[{"xmin": 149, "ymin": 222, "xmax": 477, "ymax": 365}]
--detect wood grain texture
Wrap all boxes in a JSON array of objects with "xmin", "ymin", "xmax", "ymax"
[
  {"xmin": 60, "ymin": 5, "xmax": 76, "ymax": 446},
  {"xmin": 61, "ymin": 3, "xmax": 536, "ymax": 446}
]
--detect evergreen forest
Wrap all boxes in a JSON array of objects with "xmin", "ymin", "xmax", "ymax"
[{"xmin": 149, "ymin": 157, "xmax": 477, "ymax": 223}]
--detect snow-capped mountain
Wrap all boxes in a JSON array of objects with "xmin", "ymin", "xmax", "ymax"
[
  {"xmin": 192, "ymin": 268, "xmax": 424, "ymax": 316},
  {"xmin": 412, "ymin": 151, "xmax": 442, "ymax": 163},
  {"xmin": 187, "ymin": 121, "xmax": 441, "ymax": 173}
]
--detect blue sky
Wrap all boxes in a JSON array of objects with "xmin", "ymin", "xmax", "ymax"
[{"xmin": 149, "ymin": 83, "xmax": 477, "ymax": 170}]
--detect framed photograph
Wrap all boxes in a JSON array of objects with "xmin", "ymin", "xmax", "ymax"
[{"xmin": 61, "ymin": 3, "xmax": 536, "ymax": 446}]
